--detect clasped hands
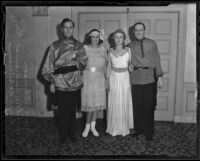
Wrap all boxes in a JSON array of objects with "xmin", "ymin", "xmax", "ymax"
[
  {"xmin": 49, "ymin": 64, "xmax": 164, "ymax": 93},
  {"xmin": 128, "ymin": 64, "xmax": 135, "ymax": 72},
  {"xmin": 128, "ymin": 64, "xmax": 164, "ymax": 89}
]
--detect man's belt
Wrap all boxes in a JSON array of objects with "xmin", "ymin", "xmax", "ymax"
[
  {"xmin": 54, "ymin": 65, "xmax": 78, "ymax": 74},
  {"xmin": 133, "ymin": 66, "xmax": 149, "ymax": 70}
]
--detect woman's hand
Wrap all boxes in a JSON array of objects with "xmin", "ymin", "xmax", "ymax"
[{"xmin": 128, "ymin": 64, "xmax": 134, "ymax": 72}]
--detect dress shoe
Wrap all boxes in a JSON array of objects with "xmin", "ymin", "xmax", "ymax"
[
  {"xmin": 145, "ymin": 136, "xmax": 153, "ymax": 141},
  {"xmin": 69, "ymin": 136, "xmax": 77, "ymax": 143},
  {"xmin": 82, "ymin": 123, "xmax": 90, "ymax": 137},
  {"xmin": 91, "ymin": 121, "xmax": 99, "ymax": 137},
  {"xmin": 58, "ymin": 138, "xmax": 66, "ymax": 146},
  {"xmin": 132, "ymin": 132, "xmax": 142, "ymax": 138}
]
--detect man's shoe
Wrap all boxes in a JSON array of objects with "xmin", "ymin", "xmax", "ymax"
[
  {"xmin": 132, "ymin": 132, "xmax": 142, "ymax": 138},
  {"xmin": 58, "ymin": 138, "xmax": 66, "ymax": 146},
  {"xmin": 145, "ymin": 136, "xmax": 153, "ymax": 141},
  {"xmin": 69, "ymin": 136, "xmax": 77, "ymax": 143}
]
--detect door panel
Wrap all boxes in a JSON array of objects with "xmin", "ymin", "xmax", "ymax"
[
  {"xmin": 79, "ymin": 12, "xmax": 127, "ymax": 118},
  {"xmin": 78, "ymin": 11, "xmax": 178, "ymax": 121},
  {"xmin": 128, "ymin": 12, "xmax": 178, "ymax": 121},
  {"xmin": 79, "ymin": 13, "xmax": 127, "ymax": 49}
]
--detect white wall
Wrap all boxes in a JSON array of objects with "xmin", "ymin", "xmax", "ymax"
[
  {"xmin": 180, "ymin": 4, "xmax": 197, "ymax": 123},
  {"xmin": 43, "ymin": 5, "xmax": 198, "ymax": 121},
  {"xmin": 184, "ymin": 4, "xmax": 196, "ymax": 82},
  {"xmin": 34, "ymin": 7, "xmax": 72, "ymax": 117},
  {"xmin": 5, "ymin": 5, "xmax": 197, "ymax": 122},
  {"xmin": 48, "ymin": 7, "xmax": 72, "ymax": 44}
]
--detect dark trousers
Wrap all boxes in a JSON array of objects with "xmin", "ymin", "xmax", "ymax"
[
  {"xmin": 132, "ymin": 83, "xmax": 157, "ymax": 138},
  {"xmin": 53, "ymin": 90, "xmax": 80, "ymax": 140}
]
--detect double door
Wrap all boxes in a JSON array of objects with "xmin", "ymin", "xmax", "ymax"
[{"xmin": 79, "ymin": 11, "xmax": 178, "ymax": 121}]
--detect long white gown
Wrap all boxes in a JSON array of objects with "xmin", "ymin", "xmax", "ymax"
[{"xmin": 106, "ymin": 50, "xmax": 134, "ymax": 136}]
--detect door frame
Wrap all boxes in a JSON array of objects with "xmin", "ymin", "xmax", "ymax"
[{"xmin": 72, "ymin": 5, "xmax": 188, "ymax": 121}]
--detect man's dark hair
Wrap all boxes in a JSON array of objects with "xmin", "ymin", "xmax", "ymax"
[
  {"xmin": 133, "ymin": 22, "xmax": 146, "ymax": 30},
  {"xmin": 61, "ymin": 18, "xmax": 75, "ymax": 28}
]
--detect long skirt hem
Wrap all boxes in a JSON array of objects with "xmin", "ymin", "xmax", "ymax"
[
  {"xmin": 81, "ymin": 105, "xmax": 106, "ymax": 112},
  {"xmin": 106, "ymin": 71, "xmax": 134, "ymax": 136}
]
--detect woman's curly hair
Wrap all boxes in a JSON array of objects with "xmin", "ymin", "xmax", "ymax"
[{"xmin": 83, "ymin": 29, "xmax": 103, "ymax": 45}]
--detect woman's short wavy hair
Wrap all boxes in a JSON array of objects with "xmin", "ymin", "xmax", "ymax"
[
  {"xmin": 111, "ymin": 29, "xmax": 126, "ymax": 49},
  {"xmin": 83, "ymin": 29, "xmax": 103, "ymax": 45}
]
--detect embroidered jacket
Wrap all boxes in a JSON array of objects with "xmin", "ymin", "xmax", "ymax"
[
  {"xmin": 128, "ymin": 38, "xmax": 163, "ymax": 85},
  {"xmin": 42, "ymin": 37, "xmax": 88, "ymax": 91}
]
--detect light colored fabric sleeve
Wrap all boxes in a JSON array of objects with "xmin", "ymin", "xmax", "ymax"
[
  {"xmin": 75, "ymin": 43, "xmax": 88, "ymax": 71},
  {"xmin": 106, "ymin": 50, "xmax": 112, "ymax": 79},
  {"xmin": 126, "ymin": 47, "xmax": 132, "ymax": 65},
  {"xmin": 42, "ymin": 44, "xmax": 55, "ymax": 82},
  {"xmin": 152, "ymin": 41, "xmax": 163, "ymax": 77},
  {"xmin": 103, "ymin": 47, "xmax": 108, "ymax": 78}
]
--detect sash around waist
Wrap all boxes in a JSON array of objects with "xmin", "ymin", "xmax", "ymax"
[
  {"xmin": 54, "ymin": 65, "xmax": 78, "ymax": 75},
  {"xmin": 112, "ymin": 67, "xmax": 128, "ymax": 73},
  {"xmin": 133, "ymin": 66, "xmax": 150, "ymax": 70},
  {"xmin": 85, "ymin": 67, "xmax": 104, "ymax": 72}
]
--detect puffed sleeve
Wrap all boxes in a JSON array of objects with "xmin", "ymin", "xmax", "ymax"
[
  {"xmin": 152, "ymin": 41, "xmax": 163, "ymax": 77},
  {"xmin": 106, "ymin": 49, "xmax": 112, "ymax": 79},
  {"xmin": 103, "ymin": 47, "xmax": 108, "ymax": 78},
  {"xmin": 75, "ymin": 43, "xmax": 88, "ymax": 71},
  {"xmin": 126, "ymin": 47, "xmax": 132, "ymax": 65},
  {"xmin": 42, "ymin": 44, "xmax": 55, "ymax": 82}
]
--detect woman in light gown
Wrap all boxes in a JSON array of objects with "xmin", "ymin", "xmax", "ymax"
[
  {"xmin": 81, "ymin": 29, "xmax": 107, "ymax": 137},
  {"xmin": 106, "ymin": 29, "xmax": 134, "ymax": 136}
]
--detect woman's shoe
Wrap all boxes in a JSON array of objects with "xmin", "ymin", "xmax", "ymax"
[
  {"xmin": 82, "ymin": 123, "xmax": 90, "ymax": 137},
  {"xmin": 91, "ymin": 121, "xmax": 99, "ymax": 137},
  {"xmin": 132, "ymin": 132, "xmax": 142, "ymax": 138},
  {"xmin": 69, "ymin": 136, "xmax": 77, "ymax": 142}
]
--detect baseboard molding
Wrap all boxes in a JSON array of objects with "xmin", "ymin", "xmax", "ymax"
[
  {"xmin": 5, "ymin": 78, "xmax": 36, "ymax": 116},
  {"xmin": 174, "ymin": 116, "xmax": 182, "ymax": 122},
  {"xmin": 174, "ymin": 115, "xmax": 196, "ymax": 123},
  {"xmin": 178, "ymin": 82, "xmax": 197, "ymax": 123}
]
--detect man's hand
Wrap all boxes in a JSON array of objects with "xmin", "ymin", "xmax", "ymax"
[
  {"xmin": 157, "ymin": 77, "xmax": 164, "ymax": 89},
  {"xmin": 50, "ymin": 83, "xmax": 55, "ymax": 93},
  {"xmin": 129, "ymin": 64, "xmax": 134, "ymax": 72}
]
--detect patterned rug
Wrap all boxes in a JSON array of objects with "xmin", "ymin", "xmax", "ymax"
[{"xmin": 2, "ymin": 116, "xmax": 198, "ymax": 159}]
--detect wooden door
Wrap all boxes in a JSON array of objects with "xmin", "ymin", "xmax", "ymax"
[
  {"xmin": 78, "ymin": 11, "xmax": 178, "ymax": 121},
  {"xmin": 79, "ymin": 13, "xmax": 128, "ymax": 49},
  {"xmin": 79, "ymin": 12, "xmax": 127, "ymax": 118},
  {"xmin": 128, "ymin": 12, "xmax": 178, "ymax": 121}
]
